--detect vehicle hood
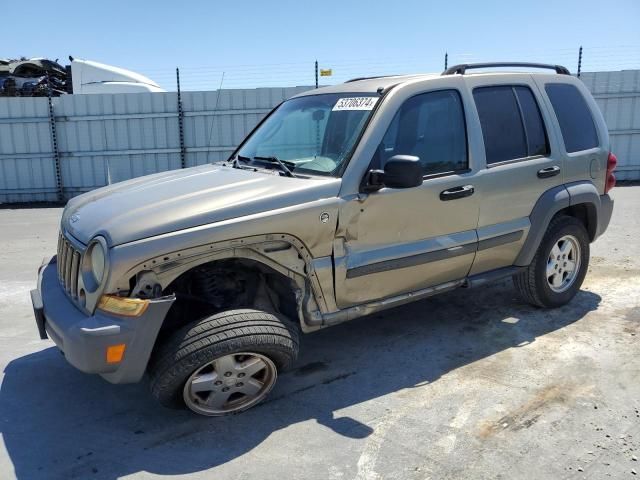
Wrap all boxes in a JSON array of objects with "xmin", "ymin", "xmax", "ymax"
[{"xmin": 62, "ymin": 164, "xmax": 341, "ymax": 246}]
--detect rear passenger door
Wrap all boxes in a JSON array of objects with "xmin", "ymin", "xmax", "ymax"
[{"xmin": 465, "ymin": 76, "xmax": 564, "ymax": 275}]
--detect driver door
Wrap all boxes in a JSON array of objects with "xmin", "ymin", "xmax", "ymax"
[{"xmin": 333, "ymin": 88, "xmax": 480, "ymax": 308}]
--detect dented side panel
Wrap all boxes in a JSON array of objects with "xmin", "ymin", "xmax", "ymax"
[{"xmin": 105, "ymin": 197, "xmax": 342, "ymax": 329}]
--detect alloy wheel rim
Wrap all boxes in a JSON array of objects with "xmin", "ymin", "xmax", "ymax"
[
  {"xmin": 183, "ymin": 352, "xmax": 277, "ymax": 416},
  {"xmin": 546, "ymin": 234, "xmax": 581, "ymax": 293}
]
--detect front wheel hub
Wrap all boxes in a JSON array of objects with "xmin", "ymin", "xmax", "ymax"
[{"xmin": 183, "ymin": 352, "xmax": 277, "ymax": 416}]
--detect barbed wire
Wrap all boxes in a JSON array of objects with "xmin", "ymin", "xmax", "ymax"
[
  {"xmin": 3, "ymin": 45, "xmax": 638, "ymax": 93},
  {"xmin": 139, "ymin": 46, "xmax": 639, "ymax": 91}
]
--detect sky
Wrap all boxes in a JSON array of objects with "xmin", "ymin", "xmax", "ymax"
[{"xmin": 5, "ymin": 0, "xmax": 640, "ymax": 91}]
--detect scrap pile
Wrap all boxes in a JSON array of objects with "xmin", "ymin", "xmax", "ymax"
[{"xmin": 0, "ymin": 58, "xmax": 69, "ymax": 97}]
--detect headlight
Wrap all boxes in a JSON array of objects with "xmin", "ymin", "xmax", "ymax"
[
  {"xmin": 82, "ymin": 237, "xmax": 109, "ymax": 292},
  {"xmin": 98, "ymin": 295, "xmax": 149, "ymax": 317},
  {"xmin": 90, "ymin": 242, "xmax": 105, "ymax": 283}
]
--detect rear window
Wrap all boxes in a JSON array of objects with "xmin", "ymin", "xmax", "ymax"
[
  {"xmin": 545, "ymin": 83, "xmax": 599, "ymax": 153},
  {"xmin": 473, "ymin": 85, "xmax": 549, "ymax": 165}
]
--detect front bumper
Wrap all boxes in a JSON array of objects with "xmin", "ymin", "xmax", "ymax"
[{"xmin": 31, "ymin": 257, "xmax": 175, "ymax": 384}]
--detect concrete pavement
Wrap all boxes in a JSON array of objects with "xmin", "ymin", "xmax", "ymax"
[{"xmin": 0, "ymin": 187, "xmax": 638, "ymax": 479}]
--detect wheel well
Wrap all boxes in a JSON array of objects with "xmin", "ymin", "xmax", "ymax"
[
  {"xmin": 158, "ymin": 258, "xmax": 299, "ymax": 337},
  {"xmin": 556, "ymin": 203, "xmax": 597, "ymax": 241}
]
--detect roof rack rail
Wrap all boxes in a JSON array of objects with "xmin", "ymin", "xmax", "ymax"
[
  {"xmin": 345, "ymin": 74, "xmax": 398, "ymax": 83},
  {"xmin": 442, "ymin": 62, "xmax": 570, "ymax": 76}
]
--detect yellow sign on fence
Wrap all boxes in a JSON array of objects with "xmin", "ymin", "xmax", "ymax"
[{"xmin": 320, "ymin": 69, "xmax": 333, "ymax": 77}]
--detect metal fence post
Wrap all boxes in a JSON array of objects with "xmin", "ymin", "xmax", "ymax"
[
  {"xmin": 176, "ymin": 67, "xmax": 186, "ymax": 168},
  {"xmin": 46, "ymin": 73, "xmax": 63, "ymax": 202},
  {"xmin": 315, "ymin": 60, "xmax": 319, "ymax": 89},
  {"xmin": 577, "ymin": 46, "xmax": 583, "ymax": 78}
]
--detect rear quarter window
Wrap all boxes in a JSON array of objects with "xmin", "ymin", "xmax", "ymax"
[{"xmin": 545, "ymin": 83, "xmax": 599, "ymax": 153}]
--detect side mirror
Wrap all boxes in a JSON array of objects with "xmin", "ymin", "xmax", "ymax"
[{"xmin": 366, "ymin": 155, "xmax": 423, "ymax": 191}]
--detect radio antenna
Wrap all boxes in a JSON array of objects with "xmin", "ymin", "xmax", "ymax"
[{"xmin": 206, "ymin": 71, "xmax": 225, "ymax": 163}]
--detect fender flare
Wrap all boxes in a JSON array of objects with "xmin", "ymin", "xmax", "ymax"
[
  {"xmin": 565, "ymin": 181, "xmax": 602, "ymax": 240},
  {"xmin": 515, "ymin": 182, "xmax": 601, "ymax": 266}
]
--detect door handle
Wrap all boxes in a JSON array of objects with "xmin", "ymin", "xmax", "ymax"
[
  {"xmin": 537, "ymin": 166, "xmax": 561, "ymax": 179},
  {"xmin": 440, "ymin": 185, "xmax": 474, "ymax": 201}
]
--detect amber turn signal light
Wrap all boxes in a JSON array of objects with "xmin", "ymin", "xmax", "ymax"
[
  {"xmin": 106, "ymin": 344, "xmax": 126, "ymax": 364},
  {"xmin": 97, "ymin": 295, "xmax": 149, "ymax": 317}
]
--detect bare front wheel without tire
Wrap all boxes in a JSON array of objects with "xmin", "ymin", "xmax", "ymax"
[
  {"xmin": 513, "ymin": 215, "xmax": 590, "ymax": 308},
  {"xmin": 183, "ymin": 352, "xmax": 277, "ymax": 415}
]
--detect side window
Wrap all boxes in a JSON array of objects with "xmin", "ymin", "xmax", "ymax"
[
  {"xmin": 377, "ymin": 90, "xmax": 467, "ymax": 175},
  {"xmin": 473, "ymin": 85, "xmax": 549, "ymax": 165},
  {"xmin": 545, "ymin": 83, "xmax": 599, "ymax": 153}
]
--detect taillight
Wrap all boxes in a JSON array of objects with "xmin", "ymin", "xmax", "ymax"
[{"xmin": 605, "ymin": 152, "xmax": 617, "ymax": 194}]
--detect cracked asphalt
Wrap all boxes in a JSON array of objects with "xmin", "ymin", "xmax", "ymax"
[{"xmin": 0, "ymin": 186, "xmax": 638, "ymax": 480}]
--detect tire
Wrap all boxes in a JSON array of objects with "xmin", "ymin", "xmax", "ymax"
[
  {"xmin": 147, "ymin": 308, "xmax": 299, "ymax": 416},
  {"xmin": 513, "ymin": 215, "xmax": 590, "ymax": 308}
]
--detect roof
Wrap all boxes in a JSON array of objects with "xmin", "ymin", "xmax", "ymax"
[
  {"xmin": 293, "ymin": 72, "xmax": 571, "ymax": 98},
  {"xmin": 293, "ymin": 74, "xmax": 440, "ymax": 96},
  {"xmin": 293, "ymin": 63, "xmax": 573, "ymax": 97}
]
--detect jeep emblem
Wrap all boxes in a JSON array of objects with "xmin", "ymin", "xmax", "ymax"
[{"xmin": 320, "ymin": 212, "xmax": 330, "ymax": 224}]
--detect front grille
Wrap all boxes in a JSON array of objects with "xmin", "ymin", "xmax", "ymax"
[{"xmin": 57, "ymin": 232, "xmax": 82, "ymax": 298}]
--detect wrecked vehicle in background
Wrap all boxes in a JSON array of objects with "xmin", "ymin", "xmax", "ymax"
[
  {"xmin": 0, "ymin": 58, "xmax": 68, "ymax": 96},
  {"xmin": 0, "ymin": 57, "xmax": 164, "ymax": 96}
]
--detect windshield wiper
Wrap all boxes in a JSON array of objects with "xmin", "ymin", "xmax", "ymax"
[
  {"xmin": 253, "ymin": 156, "xmax": 296, "ymax": 178},
  {"xmin": 232, "ymin": 154, "xmax": 251, "ymax": 168}
]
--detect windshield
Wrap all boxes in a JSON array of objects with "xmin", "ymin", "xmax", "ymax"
[{"xmin": 234, "ymin": 93, "xmax": 379, "ymax": 177}]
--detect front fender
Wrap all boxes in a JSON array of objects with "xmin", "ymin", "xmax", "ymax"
[{"xmin": 107, "ymin": 233, "xmax": 334, "ymax": 333}]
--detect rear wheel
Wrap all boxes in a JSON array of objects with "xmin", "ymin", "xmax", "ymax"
[
  {"xmin": 513, "ymin": 215, "xmax": 590, "ymax": 308},
  {"xmin": 148, "ymin": 309, "xmax": 299, "ymax": 416}
]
